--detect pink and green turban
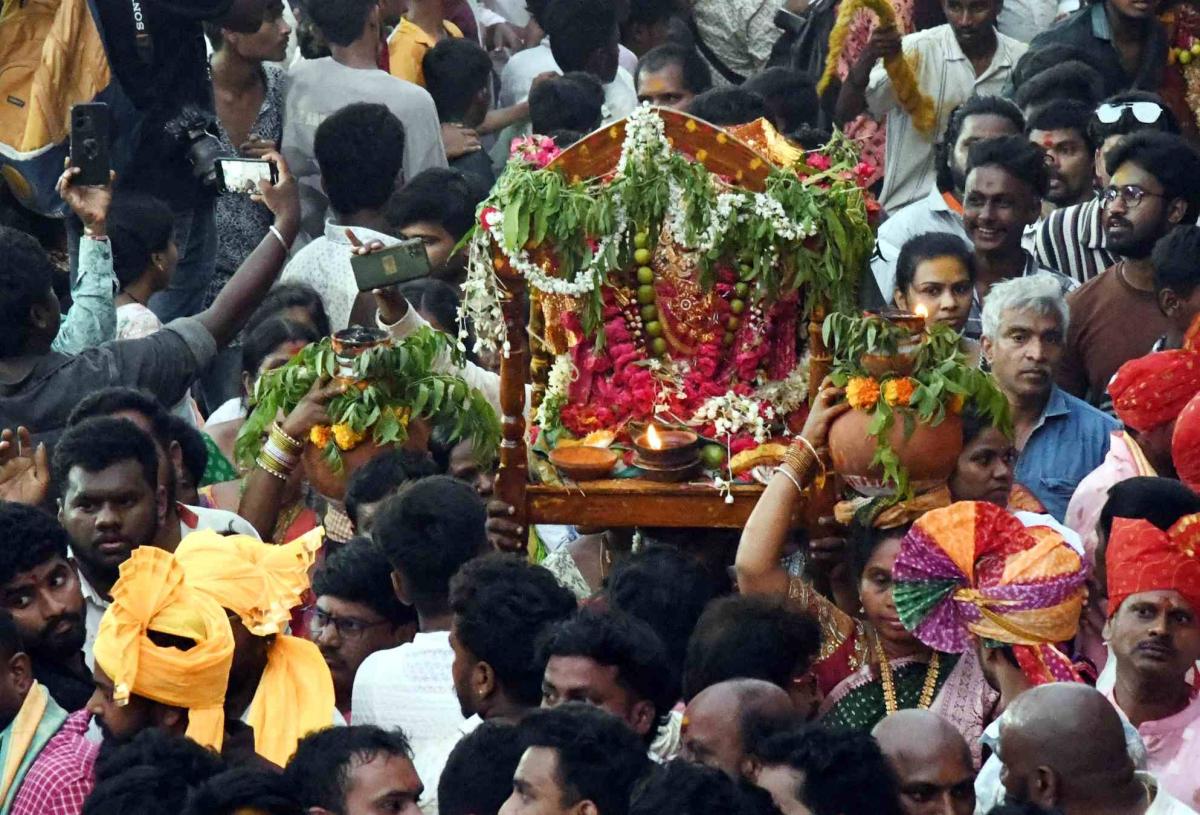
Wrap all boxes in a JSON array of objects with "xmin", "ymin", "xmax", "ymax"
[{"xmin": 892, "ymin": 501, "xmax": 1087, "ymax": 685}]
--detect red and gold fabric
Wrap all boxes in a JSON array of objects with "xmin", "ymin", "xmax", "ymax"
[
  {"xmin": 892, "ymin": 501, "xmax": 1086, "ymax": 685},
  {"xmin": 1107, "ymin": 513, "xmax": 1200, "ymax": 617},
  {"xmin": 1109, "ymin": 349, "xmax": 1200, "ymax": 433},
  {"xmin": 1174, "ymin": 391, "xmax": 1200, "ymax": 493}
]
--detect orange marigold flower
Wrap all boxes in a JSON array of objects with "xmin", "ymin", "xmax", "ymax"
[
  {"xmin": 332, "ymin": 423, "xmax": 366, "ymax": 451},
  {"xmin": 309, "ymin": 425, "xmax": 332, "ymax": 448},
  {"xmin": 948, "ymin": 393, "xmax": 966, "ymax": 415},
  {"xmin": 883, "ymin": 377, "xmax": 916, "ymax": 407},
  {"xmin": 846, "ymin": 376, "xmax": 881, "ymax": 411}
]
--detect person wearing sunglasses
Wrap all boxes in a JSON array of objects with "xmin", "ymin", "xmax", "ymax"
[
  {"xmin": 1024, "ymin": 0, "xmax": 1168, "ymax": 99},
  {"xmin": 1058, "ymin": 131, "xmax": 1200, "ymax": 407},
  {"xmin": 1034, "ymin": 92, "xmax": 1181, "ymax": 286},
  {"xmin": 309, "ymin": 538, "xmax": 418, "ymax": 721}
]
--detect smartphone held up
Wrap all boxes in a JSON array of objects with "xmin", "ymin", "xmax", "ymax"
[
  {"xmin": 216, "ymin": 157, "xmax": 279, "ymax": 195},
  {"xmin": 350, "ymin": 237, "xmax": 433, "ymax": 292},
  {"xmin": 69, "ymin": 103, "xmax": 111, "ymax": 186}
]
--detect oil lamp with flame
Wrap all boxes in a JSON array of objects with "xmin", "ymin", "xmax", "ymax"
[{"xmin": 632, "ymin": 424, "xmax": 701, "ymax": 481}]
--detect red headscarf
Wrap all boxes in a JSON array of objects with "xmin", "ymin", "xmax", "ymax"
[
  {"xmin": 1106, "ymin": 514, "xmax": 1200, "ymax": 617},
  {"xmin": 1109, "ymin": 350, "xmax": 1200, "ymax": 433},
  {"xmin": 1175, "ymin": 391, "xmax": 1200, "ymax": 493}
]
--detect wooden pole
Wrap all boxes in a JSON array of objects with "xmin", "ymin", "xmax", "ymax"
[
  {"xmin": 494, "ymin": 272, "xmax": 530, "ymax": 531},
  {"xmin": 808, "ymin": 301, "xmax": 831, "ymax": 401}
]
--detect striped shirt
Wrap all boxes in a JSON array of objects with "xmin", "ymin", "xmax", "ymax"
[
  {"xmin": 965, "ymin": 253, "xmax": 1078, "ymax": 340},
  {"xmin": 1033, "ymin": 197, "xmax": 1119, "ymax": 285}
]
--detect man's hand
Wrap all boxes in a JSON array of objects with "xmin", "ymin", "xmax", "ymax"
[
  {"xmin": 240, "ymin": 137, "xmax": 280, "ymax": 159},
  {"xmin": 862, "ymin": 25, "xmax": 902, "ymax": 65},
  {"xmin": 281, "ymin": 379, "xmax": 346, "ymax": 441},
  {"xmin": 486, "ymin": 499, "xmax": 526, "ymax": 553},
  {"xmin": 57, "ymin": 166, "xmax": 114, "ymax": 237},
  {"xmin": 442, "ymin": 124, "xmax": 482, "ymax": 159},
  {"xmin": 0, "ymin": 428, "xmax": 50, "ymax": 507},
  {"xmin": 252, "ymin": 150, "xmax": 300, "ymax": 237},
  {"xmin": 346, "ymin": 231, "xmax": 413, "ymax": 325},
  {"xmin": 530, "ymin": 70, "xmax": 559, "ymax": 91},
  {"xmin": 487, "ymin": 21, "xmax": 525, "ymax": 53}
]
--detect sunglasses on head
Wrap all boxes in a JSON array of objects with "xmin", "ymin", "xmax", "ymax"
[{"xmin": 1095, "ymin": 101, "xmax": 1164, "ymax": 125}]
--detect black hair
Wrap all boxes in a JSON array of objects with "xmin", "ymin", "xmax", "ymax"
[
  {"xmin": 537, "ymin": 609, "xmax": 678, "ymax": 732},
  {"xmin": 439, "ymin": 721, "xmax": 526, "ymax": 815},
  {"xmin": 299, "ymin": 0, "xmax": 374, "ymax": 47},
  {"xmin": 525, "ymin": 0, "xmax": 549, "ymax": 24},
  {"xmin": 0, "ymin": 502, "xmax": 70, "ymax": 587},
  {"xmin": 181, "ymin": 769, "xmax": 303, "ymax": 815},
  {"xmin": 315, "ymin": 102, "xmax": 405, "ymax": 216},
  {"xmin": 848, "ymin": 519, "xmax": 911, "ymax": 583},
  {"xmin": 52, "ymin": 417, "xmax": 159, "ymax": 497},
  {"xmin": 0, "ymin": 225, "xmax": 55, "ymax": 357},
  {"xmin": 399, "ymin": 278, "xmax": 461, "ymax": 334},
  {"xmin": 682, "ymin": 595, "xmax": 820, "ymax": 701},
  {"xmin": 1088, "ymin": 90, "xmax": 1180, "ymax": 149},
  {"xmin": 544, "ymin": 0, "xmax": 618, "ymax": 74},
  {"xmin": 1105, "ymin": 131, "xmax": 1200, "ymax": 224},
  {"xmin": 966, "ymin": 135, "xmax": 1051, "ymax": 199},
  {"xmin": 89, "ymin": 730, "xmax": 225, "ymax": 815},
  {"xmin": 311, "ymin": 537, "xmax": 417, "ymax": 626},
  {"xmin": 240, "ymin": 316, "xmax": 319, "ymax": 379},
  {"xmin": 755, "ymin": 725, "xmax": 903, "ymax": 815},
  {"xmin": 790, "ymin": 125, "xmax": 831, "ymax": 151},
  {"xmin": 423, "ymin": 38, "xmax": 493, "ymax": 122},
  {"xmin": 529, "ymin": 72, "xmax": 606, "ymax": 136},
  {"xmin": 742, "ymin": 68, "xmax": 819, "ymax": 134},
  {"xmin": 517, "ymin": 703, "xmax": 652, "ymax": 815},
  {"xmin": 371, "ymin": 475, "xmax": 486, "ymax": 604},
  {"xmin": 164, "ymin": 414, "xmax": 208, "ymax": 489},
  {"xmin": 1099, "ymin": 477, "xmax": 1200, "ymax": 540},
  {"xmin": 1153, "ymin": 224, "xmax": 1200, "ymax": 300},
  {"xmin": 960, "ymin": 402, "xmax": 1003, "ymax": 446},
  {"xmin": 629, "ymin": 760, "xmax": 746, "ymax": 815},
  {"xmin": 450, "ymin": 553, "xmax": 578, "ymax": 706},
  {"xmin": 984, "ymin": 804, "xmax": 1064, "ymax": 815},
  {"xmin": 687, "ymin": 88, "xmax": 767, "ymax": 128},
  {"xmin": 84, "ymin": 766, "xmax": 200, "ymax": 815},
  {"xmin": 68, "ymin": 387, "xmax": 173, "ymax": 454},
  {"xmin": 107, "ymin": 193, "xmax": 174, "ymax": 291},
  {"xmin": 623, "ymin": 0, "xmax": 676, "ymax": 32},
  {"xmin": 1026, "ymin": 98, "xmax": 1099, "ymax": 152},
  {"xmin": 284, "ymin": 726, "xmax": 413, "ymax": 812},
  {"xmin": 605, "ymin": 545, "xmax": 717, "ymax": 671},
  {"xmin": 894, "ymin": 232, "xmax": 976, "ymax": 295},
  {"xmin": 389, "ymin": 168, "xmax": 488, "ymax": 242},
  {"xmin": 936, "ymin": 96, "xmax": 1024, "ymax": 193},
  {"xmin": 1012, "ymin": 61, "xmax": 1104, "ymax": 114},
  {"xmin": 0, "ymin": 610, "xmax": 22, "ymax": 661},
  {"xmin": 636, "ymin": 44, "xmax": 713, "ymax": 96},
  {"xmin": 550, "ymin": 129, "xmax": 586, "ymax": 149},
  {"xmin": 1010, "ymin": 43, "xmax": 1103, "ymax": 91},
  {"xmin": 343, "ymin": 449, "xmax": 439, "ymax": 530},
  {"xmin": 248, "ymin": 283, "xmax": 332, "ymax": 339}
]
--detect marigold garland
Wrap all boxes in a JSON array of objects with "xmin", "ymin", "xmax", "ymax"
[
  {"xmin": 818, "ymin": 0, "xmax": 937, "ymax": 136},
  {"xmin": 883, "ymin": 377, "xmax": 916, "ymax": 407},
  {"xmin": 846, "ymin": 376, "xmax": 881, "ymax": 410}
]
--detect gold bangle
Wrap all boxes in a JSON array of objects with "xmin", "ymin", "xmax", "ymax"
[
  {"xmin": 270, "ymin": 422, "xmax": 303, "ymax": 456},
  {"xmin": 261, "ymin": 438, "xmax": 299, "ymax": 469},
  {"xmin": 784, "ymin": 444, "xmax": 817, "ymax": 483},
  {"xmin": 789, "ymin": 435, "xmax": 826, "ymax": 487},
  {"xmin": 255, "ymin": 451, "xmax": 290, "ymax": 480}
]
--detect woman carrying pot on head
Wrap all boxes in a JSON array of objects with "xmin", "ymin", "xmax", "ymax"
[{"xmin": 892, "ymin": 232, "xmax": 980, "ymax": 364}]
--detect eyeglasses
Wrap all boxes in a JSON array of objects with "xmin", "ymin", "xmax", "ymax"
[
  {"xmin": 1095, "ymin": 101, "xmax": 1164, "ymax": 125},
  {"xmin": 1100, "ymin": 184, "xmax": 1165, "ymax": 209},
  {"xmin": 309, "ymin": 608, "xmax": 391, "ymax": 640}
]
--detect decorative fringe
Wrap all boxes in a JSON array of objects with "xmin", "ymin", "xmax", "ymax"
[{"xmin": 818, "ymin": 0, "xmax": 937, "ymax": 136}]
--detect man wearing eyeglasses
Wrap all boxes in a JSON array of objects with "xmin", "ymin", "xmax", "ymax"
[
  {"xmin": 1058, "ymin": 131, "xmax": 1200, "ymax": 408},
  {"xmin": 1035, "ymin": 92, "xmax": 1182, "ymax": 285},
  {"xmin": 1024, "ymin": 0, "xmax": 1168, "ymax": 98}
]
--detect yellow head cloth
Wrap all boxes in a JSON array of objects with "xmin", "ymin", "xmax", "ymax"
[
  {"xmin": 93, "ymin": 547, "xmax": 235, "ymax": 751},
  {"xmin": 173, "ymin": 527, "xmax": 323, "ymax": 636}
]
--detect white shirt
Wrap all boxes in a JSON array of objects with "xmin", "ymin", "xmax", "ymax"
[
  {"xmin": 283, "ymin": 57, "xmax": 448, "ymax": 241},
  {"xmin": 997, "ymin": 0, "xmax": 1060, "ymax": 42},
  {"xmin": 498, "ymin": 40, "xmax": 638, "ymax": 119},
  {"xmin": 352, "ymin": 631, "xmax": 467, "ymax": 815},
  {"xmin": 281, "ymin": 223, "xmax": 399, "ymax": 332},
  {"xmin": 78, "ymin": 570, "xmax": 108, "ymax": 672},
  {"xmin": 866, "ymin": 25, "xmax": 1027, "ymax": 214},
  {"xmin": 871, "ymin": 184, "xmax": 969, "ymax": 302}
]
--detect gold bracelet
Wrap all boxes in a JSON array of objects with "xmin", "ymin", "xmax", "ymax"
[
  {"xmin": 255, "ymin": 451, "xmax": 291, "ymax": 480},
  {"xmin": 270, "ymin": 422, "xmax": 303, "ymax": 457},
  {"xmin": 784, "ymin": 444, "xmax": 818, "ymax": 483},
  {"xmin": 788, "ymin": 435, "xmax": 826, "ymax": 486}
]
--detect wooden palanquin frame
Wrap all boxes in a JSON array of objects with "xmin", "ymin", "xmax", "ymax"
[{"xmin": 492, "ymin": 109, "xmax": 832, "ymax": 530}]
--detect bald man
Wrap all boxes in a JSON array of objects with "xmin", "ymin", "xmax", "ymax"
[
  {"xmin": 872, "ymin": 710, "xmax": 975, "ymax": 815},
  {"xmin": 680, "ymin": 678, "xmax": 798, "ymax": 779},
  {"xmin": 998, "ymin": 683, "xmax": 1195, "ymax": 815}
]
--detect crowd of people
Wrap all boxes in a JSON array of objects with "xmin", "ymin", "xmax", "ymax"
[{"xmin": 2, "ymin": 0, "xmax": 1200, "ymax": 812}]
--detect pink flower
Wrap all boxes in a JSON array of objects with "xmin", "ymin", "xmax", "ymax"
[
  {"xmin": 807, "ymin": 153, "xmax": 832, "ymax": 171},
  {"xmin": 509, "ymin": 135, "xmax": 562, "ymax": 168},
  {"xmin": 854, "ymin": 161, "xmax": 876, "ymax": 184}
]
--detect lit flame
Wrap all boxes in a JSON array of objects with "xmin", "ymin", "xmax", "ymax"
[
  {"xmin": 646, "ymin": 424, "xmax": 664, "ymax": 450},
  {"xmin": 914, "ymin": 304, "xmax": 929, "ymax": 321}
]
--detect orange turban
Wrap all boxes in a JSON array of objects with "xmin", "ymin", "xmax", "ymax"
[
  {"xmin": 93, "ymin": 547, "xmax": 234, "ymax": 751},
  {"xmin": 174, "ymin": 528, "xmax": 333, "ymax": 767},
  {"xmin": 1106, "ymin": 514, "xmax": 1200, "ymax": 617},
  {"xmin": 1109, "ymin": 350, "xmax": 1200, "ymax": 433},
  {"xmin": 1174, "ymin": 391, "xmax": 1200, "ymax": 493}
]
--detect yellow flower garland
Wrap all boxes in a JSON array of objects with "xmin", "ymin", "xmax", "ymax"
[{"xmin": 818, "ymin": 0, "xmax": 937, "ymax": 136}]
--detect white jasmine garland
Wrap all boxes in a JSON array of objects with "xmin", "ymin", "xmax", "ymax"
[
  {"xmin": 536, "ymin": 354, "xmax": 577, "ymax": 427},
  {"xmin": 692, "ymin": 393, "xmax": 771, "ymax": 444}
]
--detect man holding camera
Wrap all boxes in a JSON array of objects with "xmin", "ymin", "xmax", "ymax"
[{"xmin": 87, "ymin": 0, "xmax": 273, "ymax": 323}]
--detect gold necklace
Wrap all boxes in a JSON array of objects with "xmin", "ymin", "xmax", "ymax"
[{"xmin": 873, "ymin": 635, "xmax": 941, "ymax": 715}]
